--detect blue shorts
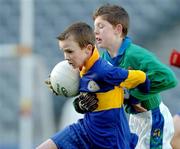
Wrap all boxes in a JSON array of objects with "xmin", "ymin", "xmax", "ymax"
[
  {"xmin": 51, "ymin": 121, "xmax": 91, "ymax": 149},
  {"xmin": 51, "ymin": 121, "xmax": 137, "ymax": 149}
]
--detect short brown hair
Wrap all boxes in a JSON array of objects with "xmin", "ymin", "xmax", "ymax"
[
  {"xmin": 93, "ymin": 4, "xmax": 129, "ymax": 36},
  {"xmin": 57, "ymin": 22, "xmax": 95, "ymax": 48}
]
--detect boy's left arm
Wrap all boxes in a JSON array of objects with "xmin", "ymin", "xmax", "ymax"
[
  {"xmin": 124, "ymin": 95, "xmax": 147, "ymax": 113},
  {"xmin": 122, "ymin": 71, "xmax": 150, "ymax": 113}
]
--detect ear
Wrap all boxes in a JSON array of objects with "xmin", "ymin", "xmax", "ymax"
[
  {"xmin": 115, "ymin": 24, "xmax": 123, "ymax": 34},
  {"xmin": 86, "ymin": 44, "xmax": 93, "ymax": 54}
]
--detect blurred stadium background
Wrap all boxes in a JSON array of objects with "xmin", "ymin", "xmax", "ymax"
[{"xmin": 0, "ymin": 0, "xmax": 179, "ymax": 148}]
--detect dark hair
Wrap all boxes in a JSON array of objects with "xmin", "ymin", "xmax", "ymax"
[
  {"xmin": 57, "ymin": 22, "xmax": 95, "ymax": 48},
  {"xmin": 93, "ymin": 4, "xmax": 129, "ymax": 36}
]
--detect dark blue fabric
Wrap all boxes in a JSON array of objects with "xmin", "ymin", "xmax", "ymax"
[
  {"xmin": 129, "ymin": 95, "xmax": 140, "ymax": 104},
  {"xmin": 150, "ymin": 107, "xmax": 164, "ymax": 148},
  {"xmin": 136, "ymin": 75, "xmax": 151, "ymax": 93},
  {"xmin": 51, "ymin": 108, "xmax": 138, "ymax": 149},
  {"xmin": 130, "ymin": 133, "xmax": 138, "ymax": 148},
  {"xmin": 51, "ymin": 120, "xmax": 91, "ymax": 149}
]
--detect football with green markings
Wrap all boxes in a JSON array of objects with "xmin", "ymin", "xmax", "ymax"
[{"xmin": 50, "ymin": 60, "xmax": 80, "ymax": 97}]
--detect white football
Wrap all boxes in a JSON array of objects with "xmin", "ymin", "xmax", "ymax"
[{"xmin": 50, "ymin": 60, "xmax": 80, "ymax": 97}]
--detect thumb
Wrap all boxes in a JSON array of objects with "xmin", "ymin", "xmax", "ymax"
[
  {"xmin": 44, "ymin": 78, "xmax": 51, "ymax": 85},
  {"xmin": 44, "ymin": 74, "xmax": 51, "ymax": 84}
]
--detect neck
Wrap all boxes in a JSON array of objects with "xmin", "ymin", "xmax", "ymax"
[
  {"xmin": 80, "ymin": 47, "xmax": 99, "ymax": 77},
  {"xmin": 85, "ymin": 47, "xmax": 94, "ymax": 65},
  {"xmin": 107, "ymin": 39, "xmax": 123, "ymax": 58}
]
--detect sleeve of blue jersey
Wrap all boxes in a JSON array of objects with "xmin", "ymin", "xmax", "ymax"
[
  {"xmin": 102, "ymin": 66, "xmax": 129, "ymax": 86},
  {"xmin": 129, "ymin": 95, "xmax": 140, "ymax": 104},
  {"xmin": 136, "ymin": 75, "xmax": 150, "ymax": 93}
]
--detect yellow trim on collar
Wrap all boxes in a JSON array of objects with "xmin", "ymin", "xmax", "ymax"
[{"xmin": 80, "ymin": 47, "xmax": 99, "ymax": 77}]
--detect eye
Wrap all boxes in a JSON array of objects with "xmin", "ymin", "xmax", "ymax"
[
  {"xmin": 63, "ymin": 48, "xmax": 74, "ymax": 54},
  {"xmin": 66, "ymin": 50, "xmax": 73, "ymax": 54},
  {"xmin": 98, "ymin": 23, "xmax": 104, "ymax": 29}
]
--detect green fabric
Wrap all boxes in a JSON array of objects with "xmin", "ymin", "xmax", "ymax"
[{"xmin": 101, "ymin": 43, "xmax": 178, "ymax": 111}]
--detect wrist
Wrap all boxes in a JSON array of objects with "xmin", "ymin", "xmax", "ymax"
[
  {"xmin": 129, "ymin": 95, "xmax": 140, "ymax": 104},
  {"xmin": 137, "ymin": 75, "xmax": 150, "ymax": 93}
]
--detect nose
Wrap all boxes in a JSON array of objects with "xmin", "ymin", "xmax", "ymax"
[
  {"xmin": 64, "ymin": 53, "xmax": 70, "ymax": 60},
  {"xmin": 94, "ymin": 27, "xmax": 99, "ymax": 35}
]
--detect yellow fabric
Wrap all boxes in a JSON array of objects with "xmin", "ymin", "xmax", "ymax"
[
  {"xmin": 120, "ymin": 70, "xmax": 146, "ymax": 89},
  {"xmin": 80, "ymin": 47, "xmax": 99, "ymax": 77},
  {"xmin": 95, "ymin": 87, "xmax": 124, "ymax": 111}
]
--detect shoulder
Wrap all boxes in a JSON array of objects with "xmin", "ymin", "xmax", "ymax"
[
  {"xmin": 93, "ymin": 59, "xmax": 113, "ymax": 75},
  {"xmin": 83, "ymin": 58, "xmax": 112, "ymax": 78},
  {"xmin": 93, "ymin": 58, "xmax": 112, "ymax": 69},
  {"xmin": 126, "ymin": 43, "xmax": 154, "ymax": 57},
  {"xmin": 125, "ymin": 43, "xmax": 163, "ymax": 64}
]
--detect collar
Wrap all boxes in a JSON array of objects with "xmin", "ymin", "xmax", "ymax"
[
  {"xmin": 118, "ymin": 36, "xmax": 131, "ymax": 56},
  {"xmin": 104, "ymin": 36, "xmax": 131, "ymax": 66},
  {"xmin": 105, "ymin": 36, "xmax": 131, "ymax": 58},
  {"xmin": 80, "ymin": 47, "xmax": 99, "ymax": 77}
]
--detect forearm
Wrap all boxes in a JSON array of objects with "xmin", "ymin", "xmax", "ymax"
[{"xmin": 120, "ymin": 70, "xmax": 146, "ymax": 89}]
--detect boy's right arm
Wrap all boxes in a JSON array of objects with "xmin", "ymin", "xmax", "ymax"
[
  {"xmin": 45, "ymin": 77, "xmax": 98, "ymax": 113},
  {"xmin": 74, "ymin": 68, "xmax": 150, "ymax": 113}
]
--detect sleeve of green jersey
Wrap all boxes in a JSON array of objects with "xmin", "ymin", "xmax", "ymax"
[{"xmin": 128, "ymin": 48, "xmax": 178, "ymax": 101}]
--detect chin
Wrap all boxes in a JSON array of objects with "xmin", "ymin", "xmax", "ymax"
[
  {"xmin": 73, "ymin": 65, "xmax": 78, "ymax": 69},
  {"xmin": 96, "ymin": 42, "xmax": 102, "ymax": 47},
  {"xmin": 97, "ymin": 44, "xmax": 106, "ymax": 49}
]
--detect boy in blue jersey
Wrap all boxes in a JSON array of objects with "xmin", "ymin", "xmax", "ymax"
[
  {"xmin": 36, "ymin": 22, "xmax": 150, "ymax": 149},
  {"xmin": 74, "ymin": 4, "xmax": 178, "ymax": 149}
]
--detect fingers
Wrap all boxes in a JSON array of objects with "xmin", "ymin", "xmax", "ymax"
[
  {"xmin": 83, "ymin": 96, "xmax": 98, "ymax": 109},
  {"xmin": 44, "ymin": 77, "xmax": 58, "ymax": 96},
  {"xmin": 88, "ymin": 100, "xmax": 98, "ymax": 111},
  {"xmin": 45, "ymin": 79, "xmax": 50, "ymax": 85},
  {"xmin": 132, "ymin": 103, "xmax": 147, "ymax": 112},
  {"xmin": 78, "ymin": 93, "xmax": 98, "ymax": 112},
  {"xmin": 80, "ymin": 93, "xmax": 96, "ymax": 104},
  {"xmin": 44, "ymin": 77, "xmax": 51, "ymax": 87},
  {"xmin": 52, "ymin": 90, "xmax": 58, "ymax": 96}
]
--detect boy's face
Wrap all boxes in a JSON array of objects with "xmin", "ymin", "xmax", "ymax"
[
  {"xmin": 59, "ymin": 36, "xmax": 89, "ymax": 69},
  {"xmin": 94, "ymin": 16, "xmax": 121, "ymax": 49}
]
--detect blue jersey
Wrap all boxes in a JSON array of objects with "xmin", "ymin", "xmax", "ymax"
[{"xmin": 51, "ymin": 48, "xmax": 146, "ymax": 149}]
